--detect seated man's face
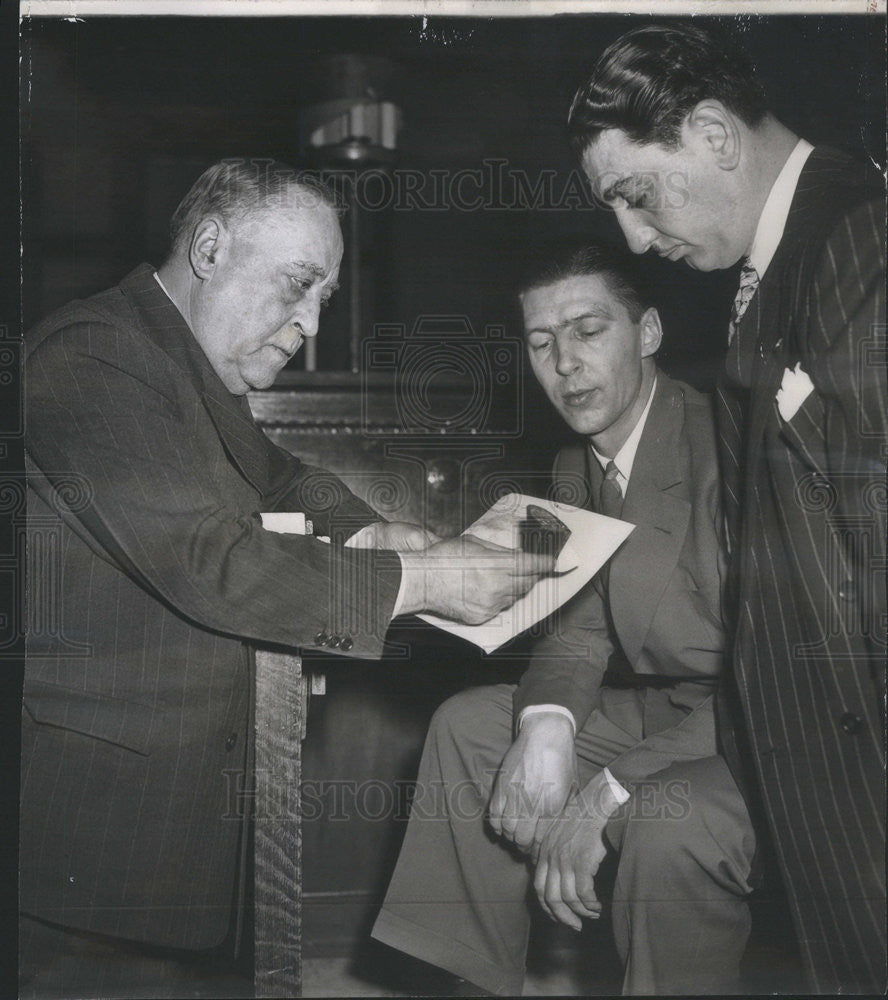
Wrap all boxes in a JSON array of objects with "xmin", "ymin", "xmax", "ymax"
[
  {"xmin": 193, "ymin": 199, "xmax": 343, "ymax": 395},
  {"xmin": 521, "ymin": 272, "xmax": 653, "ymax": 447}
]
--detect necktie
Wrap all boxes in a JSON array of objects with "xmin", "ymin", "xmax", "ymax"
[
  {"xmin": 596, "ymin": 460, "xmax": 623, "ymax": 592},
  {"xmin": 727, "ymin": 259, "xmax": 760, "ymax": 345},
  {"xmin": 598, "ymin": 459, "xmax": 623, "ymax": 519}
]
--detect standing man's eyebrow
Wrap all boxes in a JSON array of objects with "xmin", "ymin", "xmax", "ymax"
[{"xmin": 601, "ymin": 177, "xmax": 632, "ymax": 202}]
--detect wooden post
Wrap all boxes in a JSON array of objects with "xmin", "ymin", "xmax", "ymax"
[{"xmin": 253, "ymin": 648, "xmax": 306, "ymax": 998}]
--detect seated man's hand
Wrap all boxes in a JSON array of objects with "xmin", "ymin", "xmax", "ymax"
[
  {"xmin": 532, "ymin": 770, "xmax": 624, "ymax": 931},
  {"xmin": 346, "ymin": 521, "xmax": 441, "ymax": 551},
  {"xmin": 487, "ymin": 712, "xmax": 576, "ymax": 854},
  {"xmin": 396, "ymin": 536, "xmax": 554, "ymax": 624}
]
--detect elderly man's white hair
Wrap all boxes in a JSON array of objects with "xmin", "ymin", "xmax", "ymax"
[{"xmin": 167, "ymin": 157, "xmax": 343, "ymax": 257}]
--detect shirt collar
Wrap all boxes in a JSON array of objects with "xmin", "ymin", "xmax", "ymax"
[
  {"xmin": 746, "ymin": 138, "xmax": 814, "ymax": 279},
  {"xmin": 589, "ymin": 374, "xmax": 657, "ymax": 485},
  {"xmin": 154, "ymin": 270, "xmax": 175, "ymax": 302}
]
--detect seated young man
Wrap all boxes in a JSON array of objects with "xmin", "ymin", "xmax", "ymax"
[{"xmin": 371, "ymin": 244, "xmax": 756, "ymax": 996}]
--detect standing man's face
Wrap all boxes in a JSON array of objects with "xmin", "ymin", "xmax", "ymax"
[
  {"xmin": 190, "ymin": 199, "xmax": 343, "ymax": 395},
  {"xmin": 521, "ymin": 273, "xmax": 661, "ymax": 455},
  {"xmin": 582, "ymin": 127, "xmax": 746, "ymax": 271}
]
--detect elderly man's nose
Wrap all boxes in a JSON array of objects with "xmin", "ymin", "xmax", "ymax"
[
  {"xmin": 615, "ymin": 206, "xmax": 657, "ymax": 255},
  {"xmin": 293, "ymin": 299, "xmax": 321, "ymax": 339}
]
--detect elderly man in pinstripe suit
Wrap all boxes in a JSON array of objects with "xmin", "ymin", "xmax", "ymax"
[
  {"xmin": 19, "ymin": 159, "xmax": 550, "ymax": 998},
  {"xmin": 572, "ymin": 23, "xmax": 886, "ymax": 994}
]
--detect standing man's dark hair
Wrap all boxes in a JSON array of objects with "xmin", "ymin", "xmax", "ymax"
[{"xmin": 567, "ymin": 23, "xmax": 768, "ymax": 153}]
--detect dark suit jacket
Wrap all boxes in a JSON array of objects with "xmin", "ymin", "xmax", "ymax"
[
  {"xmin": 716, "ymin": 148, "xmax": 886, "ymax": 993},
  {"xmin": 21, "ymin": 264, "xmax": 402, "ymax": 949},
  {"xmin": 515, "ymin": 374, "xmax": 726, "ymax": 785}
]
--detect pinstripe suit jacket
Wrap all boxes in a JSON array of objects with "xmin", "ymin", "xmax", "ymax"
[
  {"xmin": 21, "ymin": 264, "xmax": 402, "ymax": 949},
  {"xmin": 716, "ymin": 148, "xmax": 886, "ymax": 993}
]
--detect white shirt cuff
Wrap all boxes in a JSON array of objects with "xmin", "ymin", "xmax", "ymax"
[
  {"xmin": 392, "ymin": 552, "xmax": 409, "ymax": 618},
  {"xmin": 517, "ymin": 704, "xmax": 577, "ymax": 735},
  {"xmin": 601, "ymin": 767, "xmax": 631, "ymax": 805}
]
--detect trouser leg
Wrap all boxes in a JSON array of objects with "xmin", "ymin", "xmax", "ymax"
[
  {"xmin": 607, "ymin": 755, "xmax": 756, "ymax": 995},
  {"xmin": 372, "ymin": 685, "xmax": 529, "ymax": 996},
  {"xmin": 372, "ymin": 685, "xmax": 643, "ymax": 995}
]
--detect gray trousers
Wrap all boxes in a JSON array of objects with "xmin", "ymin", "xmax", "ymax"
[{"xmin": 372, "ymin": 683, "xmax": 756, "ymax": 996}]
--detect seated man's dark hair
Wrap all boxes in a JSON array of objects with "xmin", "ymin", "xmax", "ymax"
[
  {"xmin": 518, "ymin": 241, "xmax": 654, "ymax": 324},
  {"xmin": 567, "ymin": 23, "xmax": 768, "ymax": 155},
  {"xmin": 167, "ymin": 157, "xmax": 343, "ymax": 257}
]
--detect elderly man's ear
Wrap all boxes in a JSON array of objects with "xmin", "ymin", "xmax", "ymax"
[
  {"xmin": 190, "ymin": 218, "xmax": 224, "ymax": 278},
  {"xmin": 640, "ymin": 307, "xmax": 663, "ymax": 359}
]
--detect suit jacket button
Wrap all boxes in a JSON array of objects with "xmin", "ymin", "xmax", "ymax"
[
  {"xmin": 225, "ymin": 732, "xmax": 238, "ymax": 751},
  {"xmin": 328, "ymin": 635, "xmax": 342, "ymax": 648},
  {"xmin": 315, "ymin": 630, "xmax": 329, "ymax": 645},
  {"xmin": 839, "ymin": 712, "xmax": 863, "ymax": 735},
  {"xmin": 838, "ymin": 579, "xmax": 856, "ymax": 602},
  {"xmin": 340, "ymin": 636, "xmax": 353, "ymax": 651}
]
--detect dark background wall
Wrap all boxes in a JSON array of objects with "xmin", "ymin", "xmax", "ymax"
[{"xmin": 21, "ymin": 15, "xmax": 885, "ymax": 416}]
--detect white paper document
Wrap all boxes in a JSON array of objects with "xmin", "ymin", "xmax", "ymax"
[
  {"xmin": 260, "ymin": 511, "xmax": 308, "ymax": 535},
  {"xmin": 260, "ymin": 512, "xmax": 330, "ymax": 544},
  {"xmin": 419, "ymin": 493, "xmax": 634, "ymax": 654}
]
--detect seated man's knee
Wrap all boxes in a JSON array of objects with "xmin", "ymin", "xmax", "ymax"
[
  {"xmin": 426, "ymin": 685, "xmax": 513, "ymax": 774},
  {"xmin": 429, "ymin": 685, "xmax": 508, "ymax": 741},
  {"xmin": 615, "ymin": 757, "xmax": 755, "ymax": 890}
]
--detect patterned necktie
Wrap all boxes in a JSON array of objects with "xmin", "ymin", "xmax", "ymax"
[
  {"xmin": 727, "ymin": 259, "xmax": 760, "ymax": 344},
  {"xmin": 598, "ymin": 459, "xmax": 623, "ymax": 519}
]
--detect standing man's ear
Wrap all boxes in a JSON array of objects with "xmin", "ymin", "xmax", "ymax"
[
  {"xmin": 684, "ymin": 100, "xmax": 742, "ymax": 171},
  {"xmin": 190, "ymin": 217, "xmax": 224, "ymax": 279},
  {"xmin": 639, "ymin": 307, "xmax": 663, "ymax": 359}
]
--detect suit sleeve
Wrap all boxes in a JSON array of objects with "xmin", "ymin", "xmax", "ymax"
[
  {"xmin": 513, "ymin": 583, "xmax": 612, "ymax": 733},
  {"xmin": 795, "ymin": 197, "xmax": 887, "ymax": 641},
  {"xmin": 603, "ymin": 696, "xmax": 717, "ymax": 786},
  {"xmin": 26, "ymin": 321, "xmax": 401, "ymax": 658},
  {"xmin": 513, "ymin": 449, "xmax": 613, "ymax": 730}
]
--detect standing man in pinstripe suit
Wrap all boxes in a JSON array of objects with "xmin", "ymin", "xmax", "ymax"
[
  {"xmin": 569, "ymin": 23, "xmax": 886, "ymax": 994},
  {"xmin": 20, "ymin": 159, "xmax": 550, "ymax": 998}
]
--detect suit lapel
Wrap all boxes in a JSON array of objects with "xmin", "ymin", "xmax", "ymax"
[
  {"xmin": 201, "ymin": 390, "xmax": 277, "ymax": 496},
  {"xmin": 741, "ymin": 148, "xmax": 870, "ymax": 487},
  {"xmin": 118, "ymin": 264, "xmax": 274, "ymax": 497},
  {"xmin": 609, "ymin": 378, "xmax": 691, "ymax": 667}
]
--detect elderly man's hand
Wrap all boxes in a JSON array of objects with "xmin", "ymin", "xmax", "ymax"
[
  {"xmin": 487, "ymin": 712, "xmax": 576, "ymax": 854},
  {"xmin": 346, "ymin": 521, "xmax": 441, "ymax": 551},
  {"xmin": 532, "ymin": 770, "xmax": 624, "ymax": 931},
  {"xmin": 396, "ymin": 536, "xmax": 554, "ymax": 624}
]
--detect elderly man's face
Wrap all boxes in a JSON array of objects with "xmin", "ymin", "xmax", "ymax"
[
  {"xmin": 582, "ymin": 128, "xmax": 745, "ymax": 271},
  {"xmin": 192, "ymin": 199, "xmax": 343, "ymax": 394},
  {"xmin": 522, "ymin": 273, "xmax": 655, "ymax": 451}
]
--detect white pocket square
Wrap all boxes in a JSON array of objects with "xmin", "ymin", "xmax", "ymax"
[{"xmin": 776, "ymin": 362, "xmax": 815, "ymax": 421}]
